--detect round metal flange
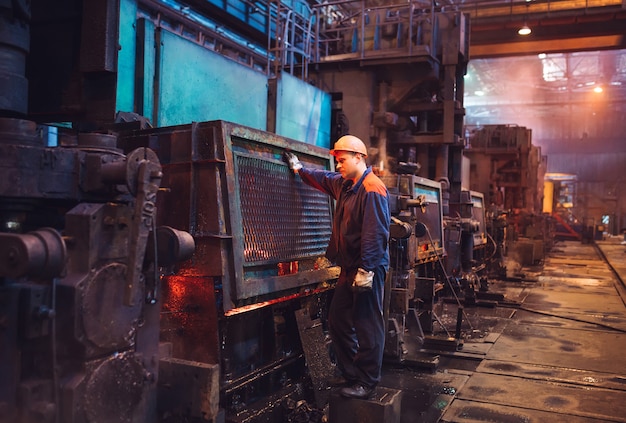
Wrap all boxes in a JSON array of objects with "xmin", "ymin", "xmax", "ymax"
[
  {"xmin": 82, "ymin": 263, "xmax": 142, "ymax": 350},
  {"xmin": 84, "ymin": 352, "xmax": 146, "ymax": 423},
  {"xmin": 125, "ymin": 148, "xmax": 161, "ymax": 196}
]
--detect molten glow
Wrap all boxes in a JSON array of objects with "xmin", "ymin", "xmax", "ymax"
[{"xmin": 224, "ymin": 284, "xmax": 332, "ymax": 316}]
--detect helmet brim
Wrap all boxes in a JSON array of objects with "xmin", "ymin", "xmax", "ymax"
[{"xmin": 330, "ymin": 149, "xmax": 367, "ymax": 157}]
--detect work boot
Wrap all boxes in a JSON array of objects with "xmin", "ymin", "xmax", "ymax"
[
  {"xmin": 339, "ymin": 382, "xmax": 376, "ymax": 399},
  {"xmin": 327, "ymin": 375, "xmax": 350, "ymax": 387}
]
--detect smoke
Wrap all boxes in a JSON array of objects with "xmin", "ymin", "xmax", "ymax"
[
  {"xmin": 504, "ymin": 254, "xmax": 523, "ymax": 279},
  {"xmin": 466, "ymin": 50, "xmax": 626, "ymax": 155}
]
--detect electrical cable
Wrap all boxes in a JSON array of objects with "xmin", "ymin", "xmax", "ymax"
[
  {"xmin": 501, "ymin": 303, "xmax": 626, "ymax": 334},
  {"xmin": 151, "ymin": 216, "xmax": 159, "ymax": 303},
  {"xmin": 469, "ymin": 226, "xmax": 505, "ymax": 277},
  {"xmin": 485, "ymin": 231, "xmax": 499, "ymax": 262}
]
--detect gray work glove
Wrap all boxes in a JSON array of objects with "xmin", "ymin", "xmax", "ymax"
[
  {"xmin": 283, "ymin": 151, "xmax": 303, "ymax": 172},
  {"xmin": 352, "ymin": 268, "xmax": 374, "ymax": 292}
]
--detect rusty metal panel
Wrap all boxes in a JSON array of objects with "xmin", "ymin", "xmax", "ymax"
[
  {"xmin": 236, "ymin": 153, "xmax": 331, "ymax": 265},
  {"xmin": 120, "ymin": 120, "xmax": 337, "ymax": 309},
  {"xmin": 157, "ymin": 357, "xmax": 220, "ymax": 421}
]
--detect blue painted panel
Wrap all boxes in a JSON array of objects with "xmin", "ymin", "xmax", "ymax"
[
  {"xmin": 207, "ymin": 0, "xmax": 267, "ymax": 34},
  {"xmin": 276, "ymin": 73, "xmax": 331, "ymax": 148},
  {"xmin": 116, "ymin": 0, "xmax": 138, "ymax": 114},
  {"xmin": 224, "ymin": 0, "xmax": 247, "ymax": 23},
  {"xmin": 139, "ymin": 19, "xmax": 156, "ymax": 122},
  {"xmin": 157, "ymin": 29, "xmax": 268, "ymax": 129}
]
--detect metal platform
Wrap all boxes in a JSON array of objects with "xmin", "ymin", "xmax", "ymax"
[{"xmin": 372, "ymin": 238, "xmax": 626, "ymax": 423}]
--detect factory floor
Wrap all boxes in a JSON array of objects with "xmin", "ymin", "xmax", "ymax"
[{"xmin": 368, "ymin": 237, "xmax": 626, "ymax": 423}]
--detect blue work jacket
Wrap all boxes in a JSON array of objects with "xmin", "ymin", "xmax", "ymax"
[{"xmin": 299, "ymin": 167, "xmax": 390, "ymax": 271}]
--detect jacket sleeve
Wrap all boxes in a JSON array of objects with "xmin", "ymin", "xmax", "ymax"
[
  {"xmin": 298, "ymin": 168, "xmax": 343, "ymax": 200},
  {"xmin": 361, "ymin": 190, "xmax": 390, "ymax": 271}
]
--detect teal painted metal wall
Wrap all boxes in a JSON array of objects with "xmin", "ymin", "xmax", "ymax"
[
  {"xmin": 116, "ymin": 0, "xmax": 138, "ymax": 114},
  {"xmin": 136, "ymin": 19, "xmax": 156, "ymax": 123},
  {"xmin": 276, "ymin": 73, "xmax": 331, "ymax": 148},
  {"xmin": 116, "ymin": 0, "xmax": 330, "ymax": 146},
  {"xmin": 156, "ymin": 29, "xmax": 268, "ymax": 129}
]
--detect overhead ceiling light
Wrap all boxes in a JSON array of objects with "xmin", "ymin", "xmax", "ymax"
[{"xmin": 518, "ymin": 24, "xmax": 531, "ymax": 36}]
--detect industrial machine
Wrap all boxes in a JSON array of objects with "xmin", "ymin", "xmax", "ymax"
[
  {"xmin": 381, "ymin": 174, "xmax": 445, "ymax": 355},
  {"xmin": 465, "ymin": 124, "xmax": 553, "ymax": 268},
  {"xmin": 118, "ymin": 120, "xmax": 341, "ymax": 422},
  {"xmin": 0, "ymin": 118, "xmax": 196, "ymax": 423}
]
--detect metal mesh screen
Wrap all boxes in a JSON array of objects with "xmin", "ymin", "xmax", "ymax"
[{"xmin": 236, "ymin": 154, "xmax": 332, "ymax": 265}]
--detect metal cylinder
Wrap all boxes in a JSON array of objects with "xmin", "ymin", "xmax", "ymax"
[
  {"xmin": 0, "ymin": 1, "xmax": 31, "ymax": 115},
  {"xmin": 0, "ymin": 227, "xmax": 66, "ymax": 279}
]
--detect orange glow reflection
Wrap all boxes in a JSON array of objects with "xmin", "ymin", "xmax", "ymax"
[
  {"xmin": 164, "ymin": 275, "xmax": 189, "ymax": 310},
  {"xmin": 224, "ymin": 284, "xmax": 332, "ymax": 317}
]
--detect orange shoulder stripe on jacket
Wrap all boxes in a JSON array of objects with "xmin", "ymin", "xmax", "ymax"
[{"xmin": 362, "ymin": 173, "xmax": 388, "ymax": 196}]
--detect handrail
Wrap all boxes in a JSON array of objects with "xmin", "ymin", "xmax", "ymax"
[{"xmin": 309, "ymin": 0, "xmax": 438, "ymax": 64}]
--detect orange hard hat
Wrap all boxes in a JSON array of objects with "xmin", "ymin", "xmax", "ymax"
[{"xmin": 330, "ymin": 135, "xmax": 368, "ymax": 157}]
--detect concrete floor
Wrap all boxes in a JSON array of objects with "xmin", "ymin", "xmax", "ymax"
[{"xmin": 374, "ymin": 238, "xmax": 626, "ymax": 423}]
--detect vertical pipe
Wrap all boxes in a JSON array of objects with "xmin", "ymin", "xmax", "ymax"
[
  {"xmin": 152, "ymin": 27, "xmax": 162, "ymax": 127},
  {"xmin": 377, "ymin": 81, "xmax": 389, "ymax": 173},
  {"xmin": 436, "ymin": 144, "xmax": 450, "ymax": 215},
  {"xmin": 417, "ymin": 147, "xmax": 429, "ymax": 177},
  {"xmin": 436, "ymin": 144, "xmax": 449, "ymax": 186}
]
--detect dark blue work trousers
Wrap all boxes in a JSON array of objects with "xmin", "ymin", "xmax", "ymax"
[{"xmin": 328, "ymin": 265, "xmax": 386, "ymax": 388}]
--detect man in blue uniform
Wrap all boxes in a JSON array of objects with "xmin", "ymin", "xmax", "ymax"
[{"xmin": 284, "ymin": 135, "xmax": 390, "ymax": 399}]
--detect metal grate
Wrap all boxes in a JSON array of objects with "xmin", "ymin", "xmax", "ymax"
[{"xmin": 237, "ymin": 154, "xmax": 332, "ymax": 265}]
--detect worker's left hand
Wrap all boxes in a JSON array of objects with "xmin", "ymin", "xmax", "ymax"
[{"xmin": 352, "ymin": 268, "xmax": 374, "ymax": 292}]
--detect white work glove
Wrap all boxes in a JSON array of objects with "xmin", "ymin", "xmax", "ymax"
[
  {"xmin": 352, "ymin": 268, "xmax": 374, "ymax": 292},
  {"xmin": 283, "ymin": 151, "xmax": 303, "ymax": 172}
]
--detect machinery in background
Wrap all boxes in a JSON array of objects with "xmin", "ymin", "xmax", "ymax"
[
  {"xmin": 544, "ymin": 173, "xmax": 583, "ymax": 241},
  {"xmin": 380, "ymin": 174, "xmax": 446, "ymax": 358},
  {"xmin": 465, "ymin": 124, "xmax": 553, "ymax": 270},
  {"xmin": 381, "ymin": 173, "xmax": 496, "ymax": 360},
  {"xmin": 443, "ymin": 190, "xmax": 491, "ymax": 298}
]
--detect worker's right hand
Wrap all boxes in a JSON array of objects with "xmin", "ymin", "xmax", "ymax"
[
  {"xmin": 283, "ymin": 151, "xmax": 303, "ymax": 173},
  {"xmin": 352, "ymin": 268, "xmax": 374, "ymax": 292}
]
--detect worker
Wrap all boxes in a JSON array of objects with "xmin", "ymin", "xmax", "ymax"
[{"xmin": 284, "ymin": 135, "xmax": 390, "ymax": 400}]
